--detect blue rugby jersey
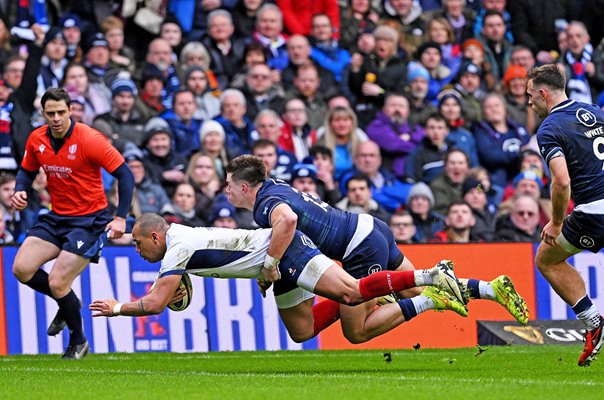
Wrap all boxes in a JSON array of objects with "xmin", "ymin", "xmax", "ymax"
[
  {"xmin": 253, "ymin": 179, "xmax": 358, "ymax": 260},
  {"xmin": 538, "ymin": 100, "xmax": 604, "ymax": 208}
]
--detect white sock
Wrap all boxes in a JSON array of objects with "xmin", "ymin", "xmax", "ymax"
[
  {"xmin": 480, "ymin": 281, "xmax": 496, "ymax": 300},
  {"xmin": 576, "ymin": 305, "xmax": 602, "ymax": 330},
  {"xmin": 414, "ymin": 270, "xmax": 434, "ymax": 286},
  {"xmin": 411, "ymin": 295, "xmax": 434, "ymax": 314}
]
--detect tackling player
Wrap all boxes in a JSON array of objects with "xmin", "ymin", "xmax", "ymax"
[
  {"xmin": 528, "ymin": 64, "xmax": 604, "ymax": 366},
  {"xmin": 11, "ymin": 88, "xmax": 134, "ymax": 359},
  {"xmin": 225, "ymin": 155, "xmax": 529, "ymax": 344}
]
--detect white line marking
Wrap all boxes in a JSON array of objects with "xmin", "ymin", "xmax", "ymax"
[{"xmin": 2, "ymin": 366, "xmax": 603, "ymax": 387}]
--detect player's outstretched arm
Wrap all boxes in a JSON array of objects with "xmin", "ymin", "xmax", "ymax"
[{"xmin": 90, "ymin": 275, "xmax": 182, "ymax": 317}]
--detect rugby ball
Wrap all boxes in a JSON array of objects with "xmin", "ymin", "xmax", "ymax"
[{"xmin": 168, "ymin": 273, "xmax": 193, "ymax": 312}]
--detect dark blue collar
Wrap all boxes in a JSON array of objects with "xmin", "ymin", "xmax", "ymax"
[{"xmin": 46, "ymin": 117, "xmax": 75, "ymax": 153}]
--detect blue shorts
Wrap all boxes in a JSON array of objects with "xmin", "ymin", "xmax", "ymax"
[
  {"xmin": 273, "ymin": 231, "xmax": 324, "ymax": 296},
  {"xmin": 341, "ymin": 216, "xmax": 404, "ymax": 279},
  {"xmin": 561, "ymin": 211, "xmax": 604, "ymax": 253},
  {"xmin": 27, "ymin": 209, "xmax": 112, "ymax": 263}
]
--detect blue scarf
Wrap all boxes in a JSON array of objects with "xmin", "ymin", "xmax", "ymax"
[{"xmin": 565, "ymin": 43, "xmax": 593, "ymax": 103}]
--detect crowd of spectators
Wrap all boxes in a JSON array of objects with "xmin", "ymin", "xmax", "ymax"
[{"xmin": 0, "ymin": 0, "xmax": 598, "ymax": 244}]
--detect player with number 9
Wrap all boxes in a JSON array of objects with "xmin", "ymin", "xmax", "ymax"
[{"xmin": 528, "ymin": 64, "xmax": 604, "ymax": 366}]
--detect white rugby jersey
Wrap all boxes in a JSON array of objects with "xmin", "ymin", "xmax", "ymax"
[{"xmin": 159, "ymin": 224, "xmax": 271, "ymax": 279}]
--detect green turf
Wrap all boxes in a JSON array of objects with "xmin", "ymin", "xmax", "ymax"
[{"xmin": 1, "ymin": 346, "xmax": 603, "ymax": 399}]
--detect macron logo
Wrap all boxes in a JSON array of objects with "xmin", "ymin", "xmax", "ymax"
[
  {"xmin": 77, "ymin": 240, "xmax": 84, "ymax": 249},
  {"xmin": 263, "ymin": 206, "xmax": 268, "ymax": 215},
  {"xmin": 39, "ymin": 144, "xmax": 45, "ymax": 154}
]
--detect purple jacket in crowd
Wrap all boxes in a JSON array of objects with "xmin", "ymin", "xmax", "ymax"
[{"xmin": 366, "ymin": 111, "xmax": 425, "ymax": 178}]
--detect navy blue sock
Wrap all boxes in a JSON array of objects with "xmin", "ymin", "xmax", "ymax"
[
  {"xmin": 398, "ymin": 299, "xmax": 418, "ymax": 321},
  {"xmin": 24, "ymin": 269, "xmax": 53, "ymax": 298},
  {"xmin": 56, "ymin": 291, "xmax": 85, "ymax": 345},
  {"xmin": 572, "ymin": 296, "xmax": 593, "ymax": 314},
  {"xmin": 467, "ymin": 279, "xmax": 481, "ymax": 299}
]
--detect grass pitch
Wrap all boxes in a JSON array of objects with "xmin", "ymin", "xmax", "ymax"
[{"xmin": 1, "ymin": 346, "xmax": 603, "ymax": 400}]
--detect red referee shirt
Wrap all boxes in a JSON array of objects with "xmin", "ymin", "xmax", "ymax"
[{"xmin": 21, "ymin": 121, "xmax": 125, "ymax": 216}]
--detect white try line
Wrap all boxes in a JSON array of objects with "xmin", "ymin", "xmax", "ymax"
[{"xmin": 2, "ymin": 366, "xmax": 603, "ymax": 387}]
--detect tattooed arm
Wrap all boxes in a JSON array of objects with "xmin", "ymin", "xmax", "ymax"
[{"xmin": 90, "ymin": 275, "xmax": 183, "ymax": 317}]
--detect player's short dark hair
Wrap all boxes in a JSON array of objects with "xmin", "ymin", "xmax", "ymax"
[
  {"xmin": 252, "ymin": 138, "xmax": 277, "ymax": 154},
  {"xmin": 135, "ymin": 213, "xmax": 170, "ymax": 237},
  {"xmin": 41, "ymin": 87, "xmax": 71, "ymax": 109},
  {"xmin": 527, "ymin": 64, "xmax": 566, "ymax": 91},
  {"xmin": 226, "ymin": 155, "xmax": 267, "ymax": 186}
]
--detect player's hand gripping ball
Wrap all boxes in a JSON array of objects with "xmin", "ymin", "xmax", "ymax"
[
  {"xmin": 150, "ymin": 273, "xmax": 193, "ymax": 312},
  {"xmin": 168, "ymin": 274, "xmax": 193, "ymax": 311}
]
